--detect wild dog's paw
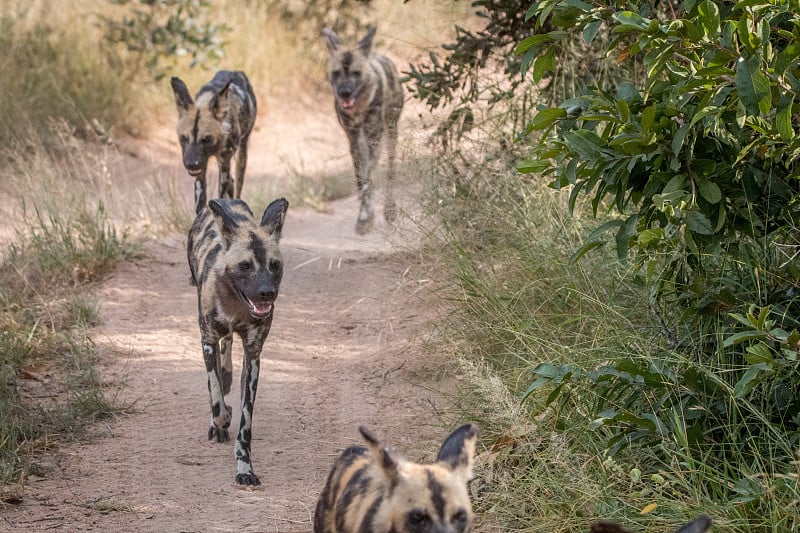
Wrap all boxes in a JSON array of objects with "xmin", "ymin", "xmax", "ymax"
[
  {"xmin": 355, "ymin": 212, "xmax": 375, "ymax": 234},
  {"xmin": 384, "ymin": 200, "xmax": 397, "ymax": 224},
  {"xmin": 235, "ymin": 472, "xmax": 261, "ymax": 486},
  {"xmin": 208, "ymin": 424, "xmax": 230, "ymax": 443}
]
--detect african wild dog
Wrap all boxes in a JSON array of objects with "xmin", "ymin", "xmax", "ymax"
[
  {"xmin": 187, "ymin": 197, "xmax": 288, "ymax": 485},
  {"xmin": 314, "ymin": 424, "xmax": 478, "ymax": 533},
  {"xmin": 590, "ymin": 515, "xmax": 712, "ymax": 533},
  {"xmin": 171, "ymin": 70, "xmax": 257, "ymax": 215},
  {"xmin": 322, "ymin": 26, "xmax": 404, "ymax": 234}
]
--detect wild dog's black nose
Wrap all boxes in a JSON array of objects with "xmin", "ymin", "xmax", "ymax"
[
  {"xmin": 337, "ymin": 87, "xmax": 353, "ymax": 98},
  {"xmin": 259, "ymin": 288, "xmax": 276, "ymax": 301}
]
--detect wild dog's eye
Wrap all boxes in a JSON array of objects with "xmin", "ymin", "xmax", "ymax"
[
  {"xmin": 268, "ymin": 259, "xmax": 281, "ymax": 272},
  {"xmin": 407, "ymin": 510, "xmax": 431, "ymax": 528},
  {"xmin": 179, "ymin": 134, "xmax": 189, "ymax": 144},
  {"xmin": 201, "ymin": 135, "xmax": 213, "ymax": 144},
  {"xmin": 239, "ymin": 261, "xmax": 252, "ymax": 271},
  {"xmin": 331, "ymin": 69, "xmax": 341, "ymax": 79},
  {"xmin": 351, "ymin": 71, "xmax": 361, "ymax": 78},
  {"xmin": 451, "ymin": 509, "xmax": 468, "ymax": 524}
]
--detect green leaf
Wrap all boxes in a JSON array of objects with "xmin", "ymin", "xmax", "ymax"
[
  {"xmin": 565, "ymin": 0, "xmax": 593, "ymax": 11},
  {"xmin": 723, "ymin": 330, "xmax": 766, "ymax": 347},
  {"xmin": 638, "ymin": 228, "xmax": 664, "ymax": 247},
  {"xmin": 736, "ymin": 55, "xmax": 771, "ymax": 115},
  {"xmin": 532, "ymin": 48, "xmax": 555, "ymax": 83},
  {"xmin": 569, "ymin": 240, "xmax": 605, "ymax": 264},
  {"xmin": 517, "ymin": 159, "xmax": 551, "ymax": 174},
  {"xmin": 672, "ymin": 123, "xmax": 691, "ymax": 156},
  {"xmin": 529, "ymin": 107, "xmax": 567, "ymax": 131},
  {"xmin": 776, "ymin": 94, "xmax": 795, "ymax": 141},
  {"xmin": 583, "ymin": 20, "xmax": 602, "ymax": 44},
  {"xmin": 613, "ymin": 11, "xmax": 650, "ymax": 30},
  {"xmin": 776, "ymin": 43, "xmax": 800, "ymax": 75},
  {"xmin": 698, "ymin": 0, "xmax": 720, "ymax": 38},
  {"xmin": 685, "ymin": 210, "xmax": 714, "ymax": 235},
  {"xmin": 698, "ymin": 180, "xmax": 722, "ymax": 204},
  {"xmin": 515, "ymin": 34, "xmax": 550, "ymax": 55},
  {"xmin": 733, "ymin": 363, "xmax": 771, "ymax": 398}
]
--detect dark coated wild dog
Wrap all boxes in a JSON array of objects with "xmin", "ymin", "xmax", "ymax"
[
  {"xmin": 171, "ymin": 70, "xmax": 257, "ymax": 214},
  {"xmin": 314, "ymin": 424, "xmax": 478, "ymax": 533},
  {"xmin": 187, "ymin": 197, "xmax": 288, "ymax": 485},
  {"xmin": 322, "ymin": 26, "xmax": 404, "ymax": 234},
  {"xmin": 590, "ymin": 515, "xmax": 712, "ymax": 533}
]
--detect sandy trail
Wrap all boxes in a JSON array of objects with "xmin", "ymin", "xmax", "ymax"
[{"xmin": 3, "ymin": 92, "xmax": 463, "ymax": 532}]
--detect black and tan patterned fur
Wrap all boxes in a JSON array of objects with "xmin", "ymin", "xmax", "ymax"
[
  {"xmin": 322, "ymin": 26, "xmax": 404, "ymax": 234},
  {"xmin": 171, "ymin": 70, "xmax": 257, "ymax": 214},
  {"xmin": 314, "ymin": 424, "xmax": 478, "ymax": 533},
  {"xmin": 591, "ymin": 515, "xmax": 712, "ymax": 533},
  {"xmin": 187, "ymin": 197, "xmax": 288, "ymax": 485}
]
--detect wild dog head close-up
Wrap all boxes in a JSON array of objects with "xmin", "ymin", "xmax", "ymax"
[
  {"xmin": 187, "ymin": 197, "xmax": 288, "ymax": 485},
  {"xmin": 590, "ymin": 514, "xmax": 712, "ymax": 533},
  {"xmin": 314, "ymin": 424, "xmax": 478, "ymax": 533},
  {"xmin": 322, "ymin": 26, "xmax": 404, "ymax": 234},
  {"xmin": 171, "ymin": 70, "xmax": 257, "ymax": 215}
]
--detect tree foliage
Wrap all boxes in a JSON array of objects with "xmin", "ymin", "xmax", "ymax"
[
  {"xmin": 520, "ymin": 0, "xmax": 800, "ymax": 323},
  {"xmin": 99, "ymin": 0, "xmax": 229, "ymax": 80}
]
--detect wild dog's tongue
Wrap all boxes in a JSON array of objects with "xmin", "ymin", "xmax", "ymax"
[
  {"xmin": 340, "ymin": 98, "xmax": 354, "ymax": 109},
  {"xmin": 252, "ymin": 302, "xmax": 272, "ymax": 315}
]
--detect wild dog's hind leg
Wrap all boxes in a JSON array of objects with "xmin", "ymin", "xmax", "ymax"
[
  {"xmin": 202, "ymin": 334, "xmax": 232, "ymax": 443},
  {"xmin": 234, "ymin": 325, "xmax": 269, "ymax": 485},
  {"xmin": 233, "ymin": 136, "xmax": 249, "ymax": 199}
]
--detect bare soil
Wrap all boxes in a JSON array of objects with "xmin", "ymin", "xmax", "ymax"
[{"xmin": 2, "ymin": 94, "xmax": 466, "ymax": 532}]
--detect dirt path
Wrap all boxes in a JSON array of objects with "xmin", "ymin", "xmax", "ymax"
[{"xmin": 3, "ymin": 95, "xmax": 464, "ymax": 532}]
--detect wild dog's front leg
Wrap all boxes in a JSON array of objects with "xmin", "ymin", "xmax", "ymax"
[
  {"xmin": 202, "ymin": 335, "xmax": 232, "ymax": 443},
  {"xmin": 350, "ymin": 132, "xmax": 375, "ymax": 234},
  {"xmin": 234, "ymin": 326, "xmax": 269, "ymax": 485},
  {"xmin": 383, "ymin": 119, "xmax": 399, "ymax": 224},
  {"xmin": 217, "ymin": 151, "xmax": 235, "ymax": 200},
  {"xmin": 194, "ymin": 172, "xmax": 208, "ymax": 215},
  {"xmin": 233, "ymin": 137, "xmax": 249, "ymax": 199}
]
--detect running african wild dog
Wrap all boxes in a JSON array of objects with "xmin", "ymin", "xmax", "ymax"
[
  {"xmin": 590, "ymin": 515, "xmax": 712, "ymax": 533},
  {"xmin": 322, "ymin": 26, "xmax": 404, "ymax": 234},
  {"xmin": 187, "ymin": 197, "xmax": 288, "ymax": 485},
  {"xmin": 314, "ymin": 424, "xmax": 478, "ymax": 533},
  {"xmin": 171, "ymin": 70, "xmax": 257, "ymax": 215}
]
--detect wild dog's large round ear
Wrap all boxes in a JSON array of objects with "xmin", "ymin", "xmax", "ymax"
[
  {"xmin": 676, "ymin": 515, "xmax": 712, "ymax": 533},
  {"xmin": 359, "ymin": 426, "xmax": 400, "ymax": 489},
  {"xmin": 209, "ymin": 199, "xmax": 248, "ymax": 248},
  {"xmin": 322, "ymin": 28, "xmax": 341, "ymax": 54},
  {"xmin": 261, "ymin": 198, "xmax": 289, "ymax": 238},
  {"xmin": 436, "ymin": 424, "xmax": 478, "ymax": 482},
  {"xmin": 589, "ymin": 520, "xmax": 634, "ymax": 533},
  {"xmin": 209, "ymin": 78, "xmax": 234, "ymax": 119},
  {"xmin": 358, "ymin": 26, "xmax": 377, "ymax": 56},
  {"xmin": 171, "ymin": 77, "xmax": 193, "ymax": 111}
]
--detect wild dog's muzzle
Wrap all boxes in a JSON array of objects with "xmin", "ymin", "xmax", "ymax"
[{"xmin": 240, "ymin": 284, "xmax": 277, "ymax": 319}]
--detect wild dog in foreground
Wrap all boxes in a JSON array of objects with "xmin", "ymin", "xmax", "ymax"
[
  {"xmin": 322, "ymin": 26, "xmax": 404, "ymax": 234},
  {"xmin": 187, "ymin": 197, "xmax": 288, "ymax": 485},
  {"xmin": 171, "ymin": 70, "xmax": 257, "ymax": 215},
  {"xmin": 314, "ymin": 424, "xmax": 478, "ymax": 533},
  {"xmin": 591, "ymin": 514, "xmax": 712, "ymax": 533}
]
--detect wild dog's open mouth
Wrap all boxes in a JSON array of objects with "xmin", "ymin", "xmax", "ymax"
[
  {"xmin": 187, "ymin": 167, "xmax": 204, "ymax": 176},
  {"xmin": 240, "ymin": 291, "xmax": 273, "ymax": 318},
  {"xmin": 339, "ymin": 97, "xmax": 355, "ymax": 110}
]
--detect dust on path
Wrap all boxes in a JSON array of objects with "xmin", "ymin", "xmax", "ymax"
[{"xmin": 2, "ymin": 94, "xmax": 465, "ymax": 532}]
